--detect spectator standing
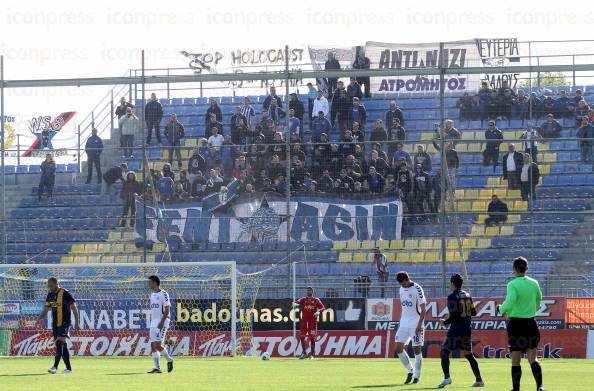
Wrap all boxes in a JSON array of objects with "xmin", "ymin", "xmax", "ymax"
[
  {"xmin": 370, "ymin": 120, "xmax": 388, "ymax": 144},
  {"xmin": 267, "ymin": 98, "xmax": 286, "ymax": 126},
  {"xmin": 483, "ymin": 120, "xmax": 503, "ymax": 170},
  {"xmin": 577, "ymin": 116, "xmax": 594, "ymax": 164},
  {"xmin": 368, "ymin": 150, "xmax": 390, "ymax": 178},
  {"xmin": 413, "ymin": 144, "xmax": 432, "ymax": 173},
  {"xmin": 324, "ymin": 52, "xmax": 341, "ymax": 97},
  {"xmin": 162, "ymin": 163, "xmax": 175, "ymax": 181},
  {"xmin": 191, "ymin": 170, "xmax": 207, "ymax": 199},
  {"xmin": 38, "ymin": 153, "xmax": 56, "ymax": 201},
  {"xmin": 230, "ymin": 106, "xmax": 248, "ymax": 146},
  {"xmin": 502, "ymin": 144, "xmax": 523, "ymax": 190},
  {"xmin": 441, "ymin": 119, "xmax": 461, "ymax": 142},
  {"xmin": 385, "ymin": 100, "xmax": 405, "ymax": 128},
  {"xmin": 205, "ymin": 99, "xmax": 222, "ymax": 125},
  {"xmin": 520, "ymin": 154, "xmax": 540, "ymax": 201},
  {"xmin": 365, "ymin": 166, "xmax": 385, "ymax": 194},
  {"xmin": 387, "ymin": 118, "xmax": 406, "ymax": 157},
  {"xmin": 478, "ymin": 82, "xmax": 491, "ymax": 119},
  {"xmin": 412, "ymin": 164, "xmax": 432, "ymax": 219},
  {"xmin": 352, "ymin": 50, "xmax": 371, "ymax": 98},
  {"xmin": 575, "ymin": 99, "xmax": 590, "ymax": 127},
  {"xmin": 155, "ymin": 170, "xmax": 174, "ymax": 201},
  {"xmin": 208, "ymin": 127, "xmax": 225, "ymax": 160},
  {"xmin": 346, "ymin": 78, "xmax": 363, "ymax": 100},
  {"xmin": 289, "ymin": 93, "xmax": 305, "ymax": 126},
  {"xmin": 432, "ymin": 140, "xmax": 459, "ymax": 192},
  {"xmin": 164, "ymin": 114, "xmax": 185, "ymax": 169},
  {"xmin": 318, "ymin": 170, "xmax": 334, "ymax": 193},
  {"xmin": 396, "ymin": 162, "xmax": 413, "ymax": 209},
  {"xmin": 240, "ymin": 97, "xmax": 256, "ymax": 130},
  {"xmin": 554, "ymin": 90, "xmax": 572, "ymax": 119},
  {"xmin": 456, "ymin": 92, "xmax": 473, "ymax": 121},
  {"xmin": 486, "ymin": 90, "xmax": 499, "ymax": 120},
  {"xmin": 145, "ymin": 93, "xmax": 163, "ymax": 145},
  {"xmin": 84, "ymin": 128, "xmax": 103, "ymax": 184},
  {"xmin": 188, "ymin": 148, "xmax": 207, "ymax": 184},
  {"xmin": 392, "ymin": 142, "xmax": 412, "ymax": 168},
  {"xmin": 538, "ymin": 113, "xmax": 562, "ymax": 139},
  {"xmin": 528, "ymin": 93, "xmax": 543, "ymax": 119},
  {"xmin": 513, "ymin": 89, "xmax": 529, "ymax": 120},
  {"xmin": 312, "ymin": 90, "xmax": 330, "ymax": 119},
  {"xmin": 119, "ymin": 107, "xmax": 141, "ymax": 159},
  {"xmin": 286, "ymin": 109, "xmax": 301, "ymax": 139},
  {"xmin": 331, "ymin": 89, "xmax": 350, "ymax": 134},
  {"xmin": 119, "ymin": 172, "xmax": 141, "ymax": 228},
  {"xmin": 485, "ymin": 195, "xmax": 508, "ymax": 227},
  {"xmin": 102, "ymin": 163, "xmax": 128, "ymax": 195},
  {"xmin": 372, "ymin": 248, "xmax": 389, "ymax": 297},
  {"xmin": 206, "ymin": 113, "xmax": 224, "ymax": 136},
  {"xmin": 306, "ymin": 83, "xmax": 318, "ymax": 125},
  {"xmin": 115, "ymin": 96, "xmax": 133, "ymax": 119},
  {"xmin": 349, "ymin": 97, "xmax": 367, "ymax": 130},
  {"xmin": 520, "ymin": 123, "xmax": 542, "ymax": 163},
  {"xmin": 262, "ymin": 86, "xmax": 283, "ymax": 112}
]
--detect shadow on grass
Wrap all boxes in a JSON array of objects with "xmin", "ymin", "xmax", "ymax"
[
  {"xmin": 106, "ymin": 372, "xmax": 150, "ymax": 376},
  {"xmin": 0, "ymin": 373, "xmax": 49, "ymax": 377}
]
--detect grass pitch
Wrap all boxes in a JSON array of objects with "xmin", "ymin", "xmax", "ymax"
[{"xmin": 0, "ymin": 357, "xmax": 592, "ymax": 391}]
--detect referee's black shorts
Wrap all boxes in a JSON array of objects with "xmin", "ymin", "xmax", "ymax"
[{"xmin": 507, "ymin": 317, "xmax": 540, "ymax": 352}]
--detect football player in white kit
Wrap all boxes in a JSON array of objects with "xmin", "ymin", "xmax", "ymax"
[
  {"xmin": 147, "ymin": 275, "xmax": 174, "ymax": 373},
  {"xmin": 395, "ymin": 271, "xmax": 427, "ymax": 384}
]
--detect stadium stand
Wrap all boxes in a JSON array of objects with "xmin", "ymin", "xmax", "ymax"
[{"xmin": 4, "ymin": 86, "xmax": 594, "ymax": 297}]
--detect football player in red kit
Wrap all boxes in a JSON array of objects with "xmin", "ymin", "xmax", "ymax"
[{"xmin": 293, "ymin": 286, "xmax": 325, "ymax": 359}]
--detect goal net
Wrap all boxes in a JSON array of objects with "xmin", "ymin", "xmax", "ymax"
[{"xmin": 0, "ymin": 262, "xmax": 265, "ymax": 357}]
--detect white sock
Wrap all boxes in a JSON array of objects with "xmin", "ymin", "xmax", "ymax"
[
  {"xmin": 152, "ymin": 351, "xmax": 161, "ymax": 370},
  {"xmin": 414, "ymin": 353, "xmax": 423, "ymax": 379},
  {"xmin": 160, "ymin": 347, "xmax": 173, "ymax": 363},
  {"xmin": 397, "ymin": 351, "xmax": 414, "ymax": 373}
]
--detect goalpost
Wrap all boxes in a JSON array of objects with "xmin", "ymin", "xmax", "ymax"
[{"xmin": 0, "ymin": 262, "xmax": 265, "ymax": 358}]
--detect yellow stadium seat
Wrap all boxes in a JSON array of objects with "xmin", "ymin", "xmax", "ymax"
[
  {"xmin": 85, "ymin": 244, "xmax": 99, "ymax": 253},
  {"xmin": 419, "ymin": 239, "xmax": 433, "ymax": 249},
  {"xmin": 107, "ymin": 232, "xmax": 122, "ymax": 241},
  {"xmin": 471, "ymin": 225, "xmax": 484, "ymax": 236},
  {"xmin": 376, "ymin": 240, "xmax": 390, "ymax": 249},
  {"xmin": 476, "ymin": 214, "xmax": 487, "ymax": 224},
  {"xmin": 479, "ymin": 189, "xmax": 493, "ymax": 199},
  {"xmin": 101, "ymin": 255, "xmax": 115, "ymax": 263},
  {"xmin": 114, "ymin": 255, "xmax": 127, "ymax": 263},
  {"xmin": 346, "ymin": 241, "xmax": 360, "ymax": 250},
  {"xmin": 404, "ymin": 239, "xmax": 418, "ymax": 249},
  {"xmin": 540, "ymin": 165, "xmax": 550, "ymax": 174},
  {"xmin": 73, "ymin": 256, "xmax": 88, "ymax": 263},
  {"xmin": 124, "ymin": 243, "xmax": 137, "ymax": 252},
  {"xmin": 457, "ymin": 201, "xmax": 471, "ymax": 212},
  {"xmin": 353, "ymin": 252, "xmax": 366, "ymax": 263},
  {"xmin": 398, "ymin": 252, "xmax": 410, "ymax": 262},
  {"xmin": 465, "ymin": 189, "xmax": 479, "ymax": 199},
  {"xmin": 128, "ymin": 255, "xmax": 141, "ymax": 263},
  {"xmin": 507, "ymin": 189, "xmax": 521, "ymax": 199},
  {"xmin": 447, "ymin": 239, "xmax": 458, "ymax": 249},
  {"xmin": 122, "ymin": 231, "xmax": 135, "ymax": 241},
  {"xmin": 456, "ymin": 144, "xmax": 468, "ymax": 152},
  {"xmin": 386, "ymin": 252, "xmax": 398, "ymax": 262},
  {"xmin": 499, "ymin": 143, "xmax": 508, "ymax": 152},
  {"xmin": 360, "ymin": 241, "xmax": 376, "ymax": 250},
  {"xmin": 461, "ymin": 131, "xmax": 474, "ymax": 141},
  {"xmin": 390, "ymin": 240, "xmax": 404, "ymax": 249},
  {"xmin": 462, "ymin": 238, "xmax": 477, "ymax": 248},
  {"xmin": 425, "ymin": 251, "xmax": 439, "ymax": 262},
  {"xmin": 485, "ymin": 226, "xmax": 500, "ymax": 236},
  {"xmin": 185, "ymin": 138, "xmax": 198, "ymax": 147},
  {"xmin": 500, "ymin": 225, "xmax": 513, "ymax": 236},
  {"xmin": 421, "ymin": 133, "xmax": 433, "ymax": 141},
  {"xmin": 514, "ymin": 201, "xmax": 528, "ymax": 211},
  {"xmin": 333, "ymin": 241, "xmax": 347, "ymax": 250},
  {"xmin": 475, "ymin": 131, "xmax": 486, "ymax": 140},
  {"xmin": 411, "ymin": 252, "xmax": 425, "ymax": 262},
  {"xmin": 71, "ymin": 243, "xmax": 85, "ymax": 253},
  {"xmin": 467, "ymin": 143, "xmax": 481, "ymax": 153},
  {"xmin": 338, "ymin": 252, "xmax": 352, "ymax": 262},
  {"xmin": 543, "ymin": 153, "xmax": 556, "ymax": 163},
  {"xmin": 472, "ymin": 201, "xmax": 487, "ymax": 211},
  {"xmin": 477, "ymin": 238, "xmax": 491, "ymax": 248},
  {"xmin": 455, "ymin": 189, "xmax": 465, "ymax": 199},
  {"xmin": 181, "ymin": 149, "xmax": 191, "ymax": 159},
  {"xmin": 110, "ymin": 243, "xmax": 125, "ymax": 253},
  {"xmin": 61, "ymin": 256, "xmax": 74, "ymax": 264}
]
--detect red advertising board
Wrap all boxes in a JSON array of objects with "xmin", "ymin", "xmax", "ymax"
[
  {"xmin": 9, "ymin": 330, "xmax": 388, "ymax": 358},
  {"xmin": 367, "ymin": 297, "xmax": 567, "ymax": 330},
  {"xmin": 387, "ymin": 329, "xmax": 588, "ymax": 359}
]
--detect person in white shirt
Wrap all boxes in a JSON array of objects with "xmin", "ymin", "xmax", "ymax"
[
  {"xmin": 520, "ymin": 122, "xmax": 542, "ymax": 163},
  {"xmin": 395, "ymin": 271, "xmax": 427, "ymax": 385},
  {"xmin": 502, "ymin": 143, "xmax": 523, "ymax": 190},
  {"xmin": 312, "ymin": 90, "xmax": 329, "ymax": 118},
  {"xmin": 147, "ymin": 275, "xmax": 174, "ymax": 373},
  {"xmin": 208, "ymin": 127, "xmax": 225, "ymax": 159}
]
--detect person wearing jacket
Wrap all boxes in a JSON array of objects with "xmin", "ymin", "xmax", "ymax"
[
  {"xmin": 412, "ymin": 164, "xmax": 432, "ymax": 218},
  {"xmin": 483, "ymin": 120, "xmax": 503, "ymax": 170},
  {"xmin": 385, "ymin": 100, "xmax": 405, "ymax": 128},
  {"xmin": 502, "ymin": 144, "xmax": 524, "ymax": 190},
  {"xmin": 230, "ymin": 106, "xmax": 248, "ymax": 146},
  {"xmin": 102, "ymin": 163, "xmax": 128, "ymax": 195},
  {"xmin": 324, "ymin": 52, "xmax": 341, "ymax": 98},
  {"xmin": 288, "ymin": 93, "xmax": 305, "ymax": 125},
  {"xmin": 349, "ymin": 97, "xmax": 367, "ymax": 130},
  {"xmin": 331, "ymin": 89, "xmax": 350, "ymax": 134},
  {"xmin": 164, "ymin": 113, "xmax": 185, "ymax": 169},
  {"xmin": 119, "ymin": 171, "xmax": 141, "ymax": 228},
  {"xmin": 347, "ymin": 78, "xmax": 363, "ymax": 100},
  {"xmin": 413, "ymin": 144, "xmax": 432, "ymax": 173},
  {"xmin": 115, "ymin": 96, "xmax": 133, "ymax": 119},
  {"xmin": 38, "ymin": 154, "xmax": 56, "ymax": 201},
  {"xmin": 187, "ymin": 148, "xmax": 207, "ymax": 183},
  {"xmin": 205, "ymin": 99, "xmax": 222, "ymax": 126},
  {"xmin": 538, "ymin": 113, "xmax": 562, "ymax": 139},
  {"xmin": 145, "ymin": 93, "xmax": 163, "ymax": 144},
  {"xmin": 433, "ymin": 140, "xmax": 459, "ymax": 191},
  {"xmin": 352, "ymin": 50, "xmax": 371, "ymax": 98},
  {"xmin": 119, "ymin": 106, "xmax": 141, "ymax": 158},
  {"xmin": 262, "ymin": 86, "xmax": 283, "ymax": 112},
  {"xmin": 485, "ymin": 194, "xmax": 508, "ymax": 226},
  {"xmin": 576, "ymin": 116, "xmax": 594, "ymax": 164},
  {"xmin": 520, "ymin": 154, "xmax": 540, "ymax": 201},
  {"xmin": 312, "ymin": 89, "xmax": 330, "ymax": 119},
  {"xmin": 85, "ymin": 128, "xmax": 103, "ymax": 184}
]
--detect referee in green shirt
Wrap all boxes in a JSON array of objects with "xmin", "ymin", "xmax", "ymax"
[{"xmin": 497, "ymin": 256, "xmax": 544, "ymax": 391}]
